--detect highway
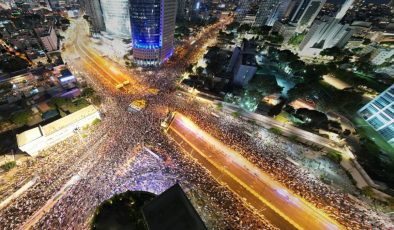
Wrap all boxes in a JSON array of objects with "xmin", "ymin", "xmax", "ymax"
[{"xmin": 167, "ymin": 113, "xmax": 345, "ymax": 230}]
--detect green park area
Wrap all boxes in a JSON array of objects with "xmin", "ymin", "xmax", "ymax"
[{"xmin": 288, "ymin": 32, "xmax": 306, "ymax": 46}]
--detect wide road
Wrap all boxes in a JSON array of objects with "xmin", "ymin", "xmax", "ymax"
[
  {"xmin": 64, "ymin": 18, "xmax": 144, "ymax": 93},
  {"xmin": 167, "ymin": 113, "xmax": 345, "ymax": 230}
]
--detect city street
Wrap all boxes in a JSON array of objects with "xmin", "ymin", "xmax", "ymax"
[
  {"xmin": 0, "ymin": 13, "xmax": 391, "ymax": 230},
  {"xmin": 167, "ymin": 113, "xmax": 344, "ymax": 230}
]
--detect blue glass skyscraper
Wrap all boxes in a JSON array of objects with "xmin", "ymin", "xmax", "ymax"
[{"xmin": 130, "ymin": 0, "xmax": 176, "ymax": 66}]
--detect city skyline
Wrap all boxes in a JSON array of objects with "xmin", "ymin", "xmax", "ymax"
[{"xmin": 0, "ymin": 0, "xmax": 393, "ymax": 229}]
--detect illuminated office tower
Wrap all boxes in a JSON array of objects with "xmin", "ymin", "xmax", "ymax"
[
  {"xmin": 299, "ymin": 0, "xmax": 354, "ymax": 56},
  {"xmin": 255, "ymin": 0, "xmax": 291, "ymax": 26},
  {"xmin": 177, "ymin": 0, "xmax": 186, "ymax": 19},
  {"xmin": 288, "ymin": 0, "xmax": 326, "ymax": 32},
  {"xmin": 130, "ymin": 0, "xmax": 177, "ymax": 66},
  {"xmin": 236, "ymin": 0, "xmax": 253, "ymax": 22},
  {"xmin": 100, "ymin": 0, "xmax": 131, "ymax": 38},
  {"xmin": 358, "ymin": 84, "xmax": 394, "ymax": 146}
]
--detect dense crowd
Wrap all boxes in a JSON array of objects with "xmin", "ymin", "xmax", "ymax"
[
  {"xmin": 0, "ymin": 16, "xmax": 392, "ymax": 230},
  {"xmin": 176, "ymin": 100, "xmax": 392, "ymax": 229}
]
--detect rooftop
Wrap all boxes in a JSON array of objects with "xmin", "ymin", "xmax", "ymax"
[
  {"xmin": 17, "ymin": 105, "xmax": 99, "ymax": 147},
  {"xmin": 16, "ymin": 126, "xmax": 43, "ymax": 147},
  {"xmin": 142, "ymin": 184, "xmax": 206, "ymax": 230},
  {"xmin": 42, "ymin": 105, "xmax": 97, "ymax": 136}
]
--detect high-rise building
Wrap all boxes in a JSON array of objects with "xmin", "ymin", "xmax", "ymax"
[
  {"xmin": 299, "ymin": 16, "xmax": 353, "ymax": 55},
  {"xmin": 255, "ymin": 0, "xmax": 282, "ymax": 27},
  {"xmin": 288, "ymin": 0, "xmax": 326, "ymax": 33},
  {"xmin": 358, "ymin": 84, "xmax": 394, "ymax": 146},
  {"xmin": 100, "ymin": 0, "xmax": 131, "ymax": 38},
  {"xmin": 236, "ymin": 0, "xmax": 253, "ymax": 22},
  {"xmin": 177, "ymin": 0, "xmax": 186, "ymax": 20},
  {"xmin": 130, "ymin": 0, "xmax": 177, "ymax": 66},
  {"xmin": 84, "ymin": 0, "xmax": 105, "ymax": 34},
  {"xmin": 35, "ymin": 26, "xmax": 58, "ymax": 51},
  {"xmin": 266, "ymin": 0, "xmax": 291, "ymax": 26},
  {"xmin": 298, "ymin": 0, "xmax": 354, "ymax": 56},
  {"xmin": 254, "ymin": 0, "xmax": 293, "ymax": 27},
  {"xmin": 283, "ymin": 0, "xmax": 302, "ymax": 21}
]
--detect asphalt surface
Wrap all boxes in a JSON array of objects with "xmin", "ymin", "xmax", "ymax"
[{"xmin": 167, "ymin": 113, "xmax": 345, "ymax": 230}]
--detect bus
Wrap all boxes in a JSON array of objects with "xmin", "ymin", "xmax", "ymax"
[
  {"xmin": 115, "ymin": 83, "xmax": 124, "ymax": 89},
  {"xmin": 128, "ymin": 99, "xmax": 147, "ymax": 112}
]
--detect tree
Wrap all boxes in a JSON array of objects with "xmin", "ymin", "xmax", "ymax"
[
  {"xmin": 82, "ymin": 87, "xmax": 95, "ymax": 97},
  {"xmin": 362, "ymin": 38, "xmax": 371, "ymax": 45},
  {"xmin": 11, "ymin": 110, "xmax": 32, "ymax": 126},
  {"xmin": 0, "ymin": 82, "xmax": 12, "ymax": 95},
  {"xmin": 268, "ymin": 101, "xmax": 285, "ymax": 117},
  {"xmin": 91, "ymin": 95, "xmax": 102, "ymax": 105},
  {"xmin": 288, "ymin": 32, "xmax": 306, "ymax": 46},
  {"xmin": 186, "ymin": 64, "xmax": 194, "ymax": 73},
  {"xmin": 267, "ymin": 34, "xmax": 284, "ymax": 44},
  {"xmin": 361, "ymin": 186, "xmax": 374, "ymax": 197},
  {"xmin": 320, "ymin": 47, "xmax": 343, "ymax": 57},
  {"xmin": 196, "ymin": 66, "xmax": 204, "ymax": 76},
  {"xmin": 51, "ymin": 97, "xmax": 70, "ymax": 107},
  {"xmin": 289, "ymin": 60, "xmax": 306, "ymax": 73},
  {"xmin": 237, "ymin": 24, "xmax": 251, "ymax": 33},
  {"xmin": 205, "ymin": 47, "xmax": 228, "ymax": 76},
  {"xmin": 287, "ymin": 83, "xmax": 312, "ymax": 101},
  {"xmin": 278, "ymin": 50, "xmax": 299, "ymax": 63},
  {"xmin": 175, "ymin": 25, "xmax": 190, "ymax": 37},
  {"xmin": 245, "ymin": 74, "xmax": 282, "ymax": 97},
  {"xmin": 226, "ymin": 21, "xmax": 240, "ymax": 31},
  {"xmin": 295, "ymin": 108, "xmax": 328, "ymax": 129}
]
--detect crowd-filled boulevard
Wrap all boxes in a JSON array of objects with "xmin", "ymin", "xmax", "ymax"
[{"xmin": 0, "ymin": 16, "xmax": 392, "ymax": 230}]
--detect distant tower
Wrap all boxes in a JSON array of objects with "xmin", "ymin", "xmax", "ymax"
[
  {"xmin": 84, "ymin": 0, "xmax": 105, "ymax": 34},
  {"xmin": 299, "ymin": 0, "xmax": 355, "ymax": 56},
  {"xmin": 177, "ymin": 0, "xmax": 186, "ymax": 20},
  {"xmin": 236, "ymin": 0, "xmax": 253, "ymax": 22},
  {"xmin": 255, "ymin": 0, "xmax": 291, "ymax": 26},
  {"xmin": 288, "ymin": 0, "xmax": 326, "ymax": 33},
  {"xmin": 130, "ymin": 0, "xmax": 177, "ymax": 66},
  {"xmin": 100, "ymin": 0, "xmax": 131, "ymax": 38}
]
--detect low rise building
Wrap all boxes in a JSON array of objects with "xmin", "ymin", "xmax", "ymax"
[
  {"xmin": 17, "ymin": 105, "xmax": 100, "ymax": 156},
  {"xmin": 370, "ymin": 48, "xmax": 394, "ymax": 65},
  {"xmin": 228, "ymin": 40, "xmax": 258, "ymax": 87}
]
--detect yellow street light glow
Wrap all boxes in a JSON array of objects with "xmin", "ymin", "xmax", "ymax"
[{"xmin": 172, "ymin": 113, "xmax": 345, "ymax": 230}]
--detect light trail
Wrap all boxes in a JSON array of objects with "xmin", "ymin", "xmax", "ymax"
[{"xmin": 167, "ymin": 113, "xmax": 345, "ymax": 230}]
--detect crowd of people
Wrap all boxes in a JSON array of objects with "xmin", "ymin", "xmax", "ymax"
[
  {"xmin": 176, "ymin": 100, "xmax": 392, "ymax": 229},
  {"xmin": 0, "ymin": 15, "xmax": 392, "ymax": 230}
]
